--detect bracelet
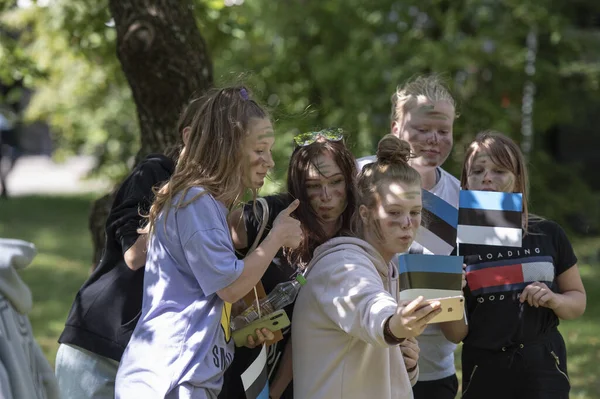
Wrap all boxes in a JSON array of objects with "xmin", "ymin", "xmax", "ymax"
[{"xmin": 383, "ymin": 316, "xmax": 405, "ymax": 345}]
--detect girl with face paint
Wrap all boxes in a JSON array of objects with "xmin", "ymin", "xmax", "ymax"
[
  {"xmin": 223, "ymin": 129, "xmax": 358, "ymax": 399},
  {"xmin": 292, "ymin": 135, "xmax": 442, "ymax": 399},
  {"xmin": 357, "ymin": 75, "xmax": 461, "ymax": 399},
  {"xmin": 442, "ymin": 131, "xmax": 586, "ymax": 399},
  {"xmin": 114, "ymin": 86, "xmax": 303, "ymax": 399}
]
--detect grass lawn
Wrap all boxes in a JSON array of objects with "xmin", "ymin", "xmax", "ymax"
[
  {"xmin": 0, "ymin": 194, "xmax": 96, "ymax": 366},
  {"xmin": 0, "ymin": 194, "xmax": 599, "ymax": 397}
]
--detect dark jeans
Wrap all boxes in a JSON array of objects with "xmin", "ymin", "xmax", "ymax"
[
  {"xmin": 413, "ymin": 374, "xmax": 458, "ymax": 399},
  {"xmin": 461, "ymin": 330, "xmax": 570, "ymax": 399}
]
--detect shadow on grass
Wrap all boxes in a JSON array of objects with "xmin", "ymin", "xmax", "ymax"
[{"xmin": 0, "ymin": 194, "xmax": 99, "ymax": 364}]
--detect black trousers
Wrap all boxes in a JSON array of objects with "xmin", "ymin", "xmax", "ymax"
[
  {"xmin": 461, "ymin": 330, "xmax": 570, "ymax": 399},
  {"xmin": 413, "ymin": 374, "xmax": 458, "ymax": 399}
]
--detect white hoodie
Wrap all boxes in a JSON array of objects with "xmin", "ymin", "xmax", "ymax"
[{"xmin": 292, "ymin": 237, "xmax": 418, "ymax": 399}]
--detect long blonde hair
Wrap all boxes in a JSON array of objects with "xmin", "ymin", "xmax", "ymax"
[{"xmin": 147, "ymin": 86, "xmax": 268, "ymax": 234}]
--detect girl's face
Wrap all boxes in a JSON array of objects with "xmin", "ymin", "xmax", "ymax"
[
  {"xmin": 362, "ymin": 180, "xmax": 422, "ymax": 262},
  {"xmin": 305, "ymin": 151, "xmax": 347, "ymax": 226},
  {"xmin": 466, "ymin": 150, "xmax": 517, "ymax": 193},
  {"xmin": 243, "ymin": 118, "xmax": 275, "ymax": 189},
  {"xmin": 394, "ymin": 99, "xmax": 455, "ymax": 171}
]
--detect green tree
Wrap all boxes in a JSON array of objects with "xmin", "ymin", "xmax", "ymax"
[
  {"xmin": 89, "ymin": 0, "xmax": 213, "ymax": 265},
  {"xmin": 1, "ymin": 0, "xmax": 598, "ymax": 241}
]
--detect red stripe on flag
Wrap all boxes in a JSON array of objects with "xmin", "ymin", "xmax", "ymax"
[{"xmin": 467, "ymin": 264, "xmax": 523, "ymax": 291}]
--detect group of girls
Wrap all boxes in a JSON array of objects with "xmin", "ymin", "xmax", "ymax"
[{"xmin": 55, "ymin": 77, "xmax": 585, "ymax": 399}]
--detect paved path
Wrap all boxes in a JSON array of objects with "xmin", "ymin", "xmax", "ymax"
[{"xmin": 4, "ymin": 155, "xmax": 111, "ymax": 196}]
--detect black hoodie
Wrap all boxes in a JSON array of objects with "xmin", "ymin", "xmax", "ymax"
[{"xmin": 59, "ymin": 154, "xmax": 175, "ymax": 361}]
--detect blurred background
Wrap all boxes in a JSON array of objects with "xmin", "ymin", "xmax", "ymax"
[{"xmin": 0, "ymin": 0, "xmax": 599, "ymax": 397}]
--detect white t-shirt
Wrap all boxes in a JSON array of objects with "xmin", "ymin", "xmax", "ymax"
[{"xmin": 356, "ymin": 154, "xmax": 461, "ymax": 381}]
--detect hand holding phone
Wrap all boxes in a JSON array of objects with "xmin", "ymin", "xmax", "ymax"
[
  {"xmin": 232, "ymin": 309, "xmax": 291, "ymax": 347},
  {"xmin": 245, "ymin": 328, "xmax": 275, "ymax": 348},
  {"xmin": 389, "ymin": 296, "xmax": 442, "ymax": 339},
  {"xmin": 423, "ymin": 296, "xmax": 464, "ymax": 324}
]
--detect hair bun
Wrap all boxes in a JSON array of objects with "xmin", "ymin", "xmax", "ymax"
[{"xmin": 376, "ymin": 134, "xmax": 411, "ymax": 165}]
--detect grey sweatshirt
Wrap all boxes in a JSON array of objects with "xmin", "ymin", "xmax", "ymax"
[{"xmin": 292, "ymin": 237, "xmax": 418, "ymax": 399}]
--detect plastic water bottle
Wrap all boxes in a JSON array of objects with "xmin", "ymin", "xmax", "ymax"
[{"xmin": 231, "ymin": 274, "xmax": 307, "ymax": 330}]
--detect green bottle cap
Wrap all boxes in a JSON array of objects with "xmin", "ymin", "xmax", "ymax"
[{"xmin": 296, "ymin": 274, "xmax": 307, "ymax": 286}]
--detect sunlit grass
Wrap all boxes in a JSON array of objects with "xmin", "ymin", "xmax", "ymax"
[{"xmin": 0, "ymin": 194, "xmax": 97, "ymax": 365}]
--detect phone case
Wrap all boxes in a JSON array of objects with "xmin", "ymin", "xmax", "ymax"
[
  {"xmin": 425, "ymin": 295, "xmax": 465, "ymax": 324},
  {"xmin": 232, "ymin": 309, "xmax": 291, "ymax": 347}
]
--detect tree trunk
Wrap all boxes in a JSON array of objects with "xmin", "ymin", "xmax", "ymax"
[{"xmin": 88, "ymin": 0, "xmax": 213, "ymax": 269}]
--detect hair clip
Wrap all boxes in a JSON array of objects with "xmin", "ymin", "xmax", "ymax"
[{"xmin": 239, "ymin": 88, "xmax": 249, "ymax": 101}]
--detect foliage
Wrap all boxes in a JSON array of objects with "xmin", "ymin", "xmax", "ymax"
[
  {"xmin": 1, "ymin": 0, "xmax": 599, "ymax": 226},
  {"xmin": 1, "ymin": 1, "xmax": 136, "ymax": 180}
]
